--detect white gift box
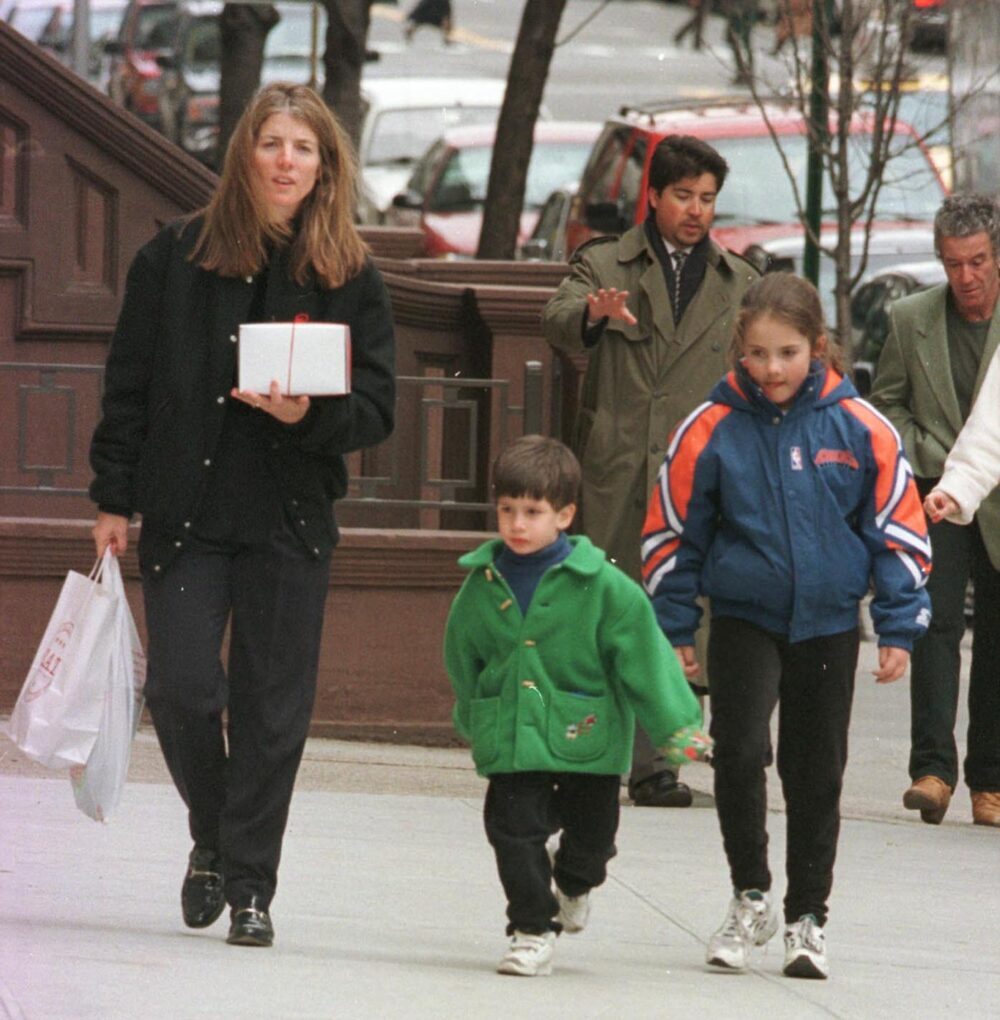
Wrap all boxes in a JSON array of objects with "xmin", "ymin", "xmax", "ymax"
[{"xmin": 238, "ymin": 321, "xmax": 351, "ymax": 396}]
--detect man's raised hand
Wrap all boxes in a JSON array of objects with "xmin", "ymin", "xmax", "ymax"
[{"xmin": 586, "ymin": 288, "xmax": 638, "ymax": 325}]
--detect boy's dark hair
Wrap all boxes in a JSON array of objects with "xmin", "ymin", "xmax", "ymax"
[
  {"xmin": 491, "ymin": 435, "xmax": 581, "ymax": 510},
  {"xmin": 648, "ymin": 135, "xmax": 729, "ymax": 194}
]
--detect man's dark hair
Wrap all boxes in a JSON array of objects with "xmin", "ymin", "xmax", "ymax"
[
  {"xmin": 934, "ymin": 194, "xmax": 1000, "ymax": 259},
  {"xmin": 491, "ymin": 435, "xmax": 580, "ymax": 511},
  {"xmin": 647, "ymin": 134, "xmax": 729, "ymax": 194}
]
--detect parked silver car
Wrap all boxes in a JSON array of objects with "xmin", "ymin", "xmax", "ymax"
[
  {"xmin": 516, "ymin": 182, "xmax": 577, "ymax": 262},
  {"xmin": 850, "ymin": 258, "xmax": 946, "ymax": 395},
  {"xmin": 742, "ymin": 225, "xmax": 938, "ymax": 324},
  {"xmin": 357, "ymin": 76, "xmax": 512, "ymax": 224}
]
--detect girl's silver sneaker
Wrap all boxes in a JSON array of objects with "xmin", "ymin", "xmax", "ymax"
[
  {"xmin": 783, "ymin": 914, "xmax": 829, "ymax": 979},
  {"xmin": 706, "ymin": 889, "xmax": 778, "ymax": 970}
]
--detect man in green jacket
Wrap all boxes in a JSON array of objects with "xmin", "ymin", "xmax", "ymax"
[
  {"xmin": 870, "ymin": 193, "xmax": 1000, "ymax": 829},
  {"xmin": 543, "ymin": 135, "xmax": 757, "ymax": 807},
  {"xmin": 444, "ymin": 436, "xmax": 707, "ymax": 977}
]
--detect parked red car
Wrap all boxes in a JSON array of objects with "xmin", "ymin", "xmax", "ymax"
[
  {"xmin": 105, "ymin": 0, "xmax": 179, "ymax": 128},
  {"xmin": 386, "ymin": 120, "xmax": 602, "ymax": 258},
  {"xmin": 563, "ymin": 97, "xmax": 946, "ymax": 259}
]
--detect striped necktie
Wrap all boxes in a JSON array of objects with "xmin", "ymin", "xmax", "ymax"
[{"xmin": 671, "ymin": 250, "xmax": 687, "ymax": 321}]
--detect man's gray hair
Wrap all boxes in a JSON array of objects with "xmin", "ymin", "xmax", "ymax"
[{"xmin": 934, "ymin": 194, "xmax": 1000, "ymax": 258}]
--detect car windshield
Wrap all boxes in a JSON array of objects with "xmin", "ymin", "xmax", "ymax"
[
  {"xmin": 135, "ymin": 4, "xmax": 178, "ymax": 49},
  {"xmin": 91, "ymin": 4, "xmax": 126, "ymax": 40},
  {"xmin": 895, "ymin": 90, "xmax": 950, "ymax": 143},
  {"xmin": 14, "ymin": 1, "xmax": 124, "ymax": 45},
  {"xmin": 11, "ymin": 5, "xmax": 63, "ymax": 42},
  {"xmin": 712, "ymin": 134, "xmax": 942, "ymax": 225},
  {"xmin": 430, "ymin": 140, "xmax": 594, "ymax": 212},
  {"xmin": 183, "ymin": 16, "xmax": 219, "ymax": 65},
  {"xmin": 367, "ymin": 106, "xmax": 500, "ymax": 166},
  {"xmin": 264, "ymin": 5, "xmax": 326, "ymax": 59}
]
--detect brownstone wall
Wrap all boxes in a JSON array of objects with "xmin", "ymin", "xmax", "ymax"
[{"xmin": 0, "ymin": 518, "xmax": 476, "ymax": 744}]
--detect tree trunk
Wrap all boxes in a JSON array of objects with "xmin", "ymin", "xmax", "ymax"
[
  {"xmin": 322, "ymin": 0, "xmax": 373, "ymax": 148},
  {"xmin": 476, "ymin": 0, "xmax": 568, "ymax": 260},
  {"xmin": 218, "ymin": 3, "xmax": 279, "ymax": 166}
]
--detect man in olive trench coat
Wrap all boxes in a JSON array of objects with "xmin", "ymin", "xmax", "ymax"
[{"xmin": 543, "ymin": 135, "xmax": 758, "ymax": 806}]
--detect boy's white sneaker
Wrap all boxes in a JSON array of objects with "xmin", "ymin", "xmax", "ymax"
[
  {"xmin": 546, "ymin": 838, "xmax": 590, "ymax": 933},
  {"xmin": 783, "ymin": 914, "xmax": 829, "ymax": 979},
  {"xmin": 555, "ymin": 886, "xmax": 590, "ymax": 933},
  {"xmin": 706, "ymin": 889, "xmax": 779, "ymax": 971},
  {"xmin": 497, "ymin": 930, "xmax": 555, "ymax": 976}
]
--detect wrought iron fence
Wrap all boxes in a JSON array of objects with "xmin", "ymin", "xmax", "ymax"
[{"xmin": 1, "ymin": 359, "xmax": 552, "ymax": 523}]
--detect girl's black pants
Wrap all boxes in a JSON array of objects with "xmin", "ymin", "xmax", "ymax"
[{"xmin": 708, "ymin": 615, "xmax": 859, "ymax": 926}]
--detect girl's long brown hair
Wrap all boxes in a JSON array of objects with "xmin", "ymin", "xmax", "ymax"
[
  {"xmin": 729, "ymin": 272, "xmax": 844, "ymax": 373},
  {"xmin": 191, "ymin": 82, "xmax": 368, "ymax": 289}
]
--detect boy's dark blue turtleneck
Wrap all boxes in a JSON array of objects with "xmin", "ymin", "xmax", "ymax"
[{"xmin": 495, "ymin": 532, "xmax": 572, "ymax": 615}]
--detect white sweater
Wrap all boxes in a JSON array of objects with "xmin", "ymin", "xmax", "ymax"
[{"xmin": 939, "ymin": 344, "xmax": 1000, "ymax": 523}]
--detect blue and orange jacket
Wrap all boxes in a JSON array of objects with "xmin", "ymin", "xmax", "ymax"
[{"xmin": 641, "ymin": 361, "xmax": 932, "ymax": 649}]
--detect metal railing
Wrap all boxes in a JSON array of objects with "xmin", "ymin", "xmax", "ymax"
[
  {"xmin": 0, "ymin": 361, "xmax": 104, "ymax": 497},
  {"xmin": 1, "ymin": 359, "xmax": 552, "ymax": 521}
]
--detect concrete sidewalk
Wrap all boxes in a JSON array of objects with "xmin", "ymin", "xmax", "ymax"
[{"xmin": 2, "ymin": 635, "xmax": 998, "ymax": 1019}]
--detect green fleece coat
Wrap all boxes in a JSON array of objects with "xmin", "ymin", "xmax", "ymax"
[{"xmin": 444, "ymin": 535, "xmax": 701, "ymax": 777}]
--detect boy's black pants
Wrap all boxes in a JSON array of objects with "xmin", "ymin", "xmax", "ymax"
[
  {"xmin": 142, "ymin": 529, "xmax": 331, "ymax": 910},
  {"xmin": 484, "ymin": 771, "xmax": 620, "ymax": 935},
  {"xmin": 708, "ymin": 616, "xmax": 858, "ymax": 927}
]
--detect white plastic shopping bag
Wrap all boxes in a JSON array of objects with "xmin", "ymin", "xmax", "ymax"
[
  {"xmin": 70, "ymin": 554, "xmax": 146, "ymax": 822},
  {"xmin": 7, "ymin": 550, "xmax": 119, "ymax": 769}
]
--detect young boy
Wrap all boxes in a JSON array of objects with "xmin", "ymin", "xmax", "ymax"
[{"xmin": 444, "ymin": 435, "xmax": 709, "ymax": 977}]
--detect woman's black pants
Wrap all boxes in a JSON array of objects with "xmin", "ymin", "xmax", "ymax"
[
  {"xmin": 708, "ymin": 616, "xmax": 858, "ymax": 927},
  {"xmin": 142, "ymin": 530, "xmax": 331, "ymax": 910}
]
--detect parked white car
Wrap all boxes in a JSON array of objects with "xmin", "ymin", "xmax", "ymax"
[{"xmin": 357, "ymin": 76, "xmax": 515, "ymax": 224}]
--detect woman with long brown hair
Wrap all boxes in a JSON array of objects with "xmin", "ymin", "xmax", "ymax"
[{"xmin": 90, "ymin": 83, "xmax": 395, "ymax": 948}]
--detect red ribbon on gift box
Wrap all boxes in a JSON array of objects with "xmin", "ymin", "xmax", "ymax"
[{"xmin": 286, "ymin": 313, "xmax": 311, "ymax": 394}]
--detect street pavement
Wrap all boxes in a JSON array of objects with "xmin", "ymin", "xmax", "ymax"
[{"xmin": 2, "ymin": 630, "xmax": 998, "ymax": 1019}]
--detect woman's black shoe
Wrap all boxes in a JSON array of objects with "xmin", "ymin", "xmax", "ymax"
[
  {"xmin": 630, "ymin": 772, "xmax": 693, "ymax": 808},
  {"xmin": 181, "ymin": 846, "xmax": 226, "ymax": 928},
  {"xmin": 226, "ymin": 896, "xmax": 274, "ymax": 947}
]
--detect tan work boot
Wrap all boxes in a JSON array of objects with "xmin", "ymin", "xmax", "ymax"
[
  {"xmin": 971, "ymin": 791, "xmax": 1000, "ymax": 827},
  {"xmin": 902, "ymin": 775, "xmax": 952, "ymax": 824}
]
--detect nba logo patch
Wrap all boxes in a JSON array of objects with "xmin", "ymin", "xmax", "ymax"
[{"xmin": 790, "ymin": 446, "xmax": 803, "ymax": 471}]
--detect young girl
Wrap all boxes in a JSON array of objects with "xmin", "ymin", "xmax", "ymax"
[{"xmin": 640, "ymin": 274, "xmax": 932, "ymax": 980}]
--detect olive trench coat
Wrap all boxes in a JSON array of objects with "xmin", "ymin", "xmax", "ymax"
[{"xmin": 542, "ymin": 223, "xmax": 758, "ymax": 580}]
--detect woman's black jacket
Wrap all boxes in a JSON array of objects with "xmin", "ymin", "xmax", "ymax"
[{"xmin": 89, "ymin": 216, "xmax": 395, "ymax": 574}]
